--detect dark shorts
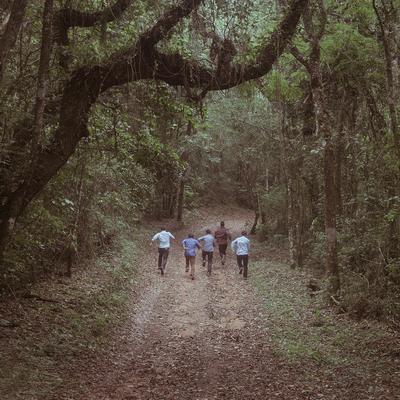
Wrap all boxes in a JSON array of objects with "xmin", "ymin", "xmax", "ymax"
[
  {"xmin": 237, "ymin": 255, "xmax": 249, "ymax": 277},
  {"xmin": 218, "ymin": 244, "xmax": 228, "ymax": 256},
  {"xmin": 157, "ymin": 248, "xmax": 169, "ymax": 269}
]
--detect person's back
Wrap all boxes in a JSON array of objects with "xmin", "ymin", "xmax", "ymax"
[
  {"xmin": 232, "ymin": 235, "xmax": 250, "ymax": 255},
  {"xmin": 182, "ymin": 237, "xmax": 200, "ymax": 257},
  {"xmin": 198, "ymin": 233, "xmax": 214, "ymax": 252},
  {"xmin": 214, "ymin": 221, "xmax": 230, "ymax": 265},
  {"xmin": 151, "ymin": 228, "xmax": 175, "ymax": 275},
  {"xmin": 231, "ymin": 231, "xmax": 250, "ymax": 278},
  {"xmin": 215, "ymin": 226, "xmax": 228, "ymax": 245},
  {"xmin": 153, "ymin": 230, "xmax": 174, "ymax": 249},
  {"xmin": 198, "ymin": 229, "xmax": 215, "ymax": 275},
  {"xmin": 182, "ymin": 234, "xmax": 201, "ymax": 279}
]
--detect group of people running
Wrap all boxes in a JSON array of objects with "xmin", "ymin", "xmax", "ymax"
[{"xmin": 151, "ymin": 221, "xmax": 250, "ymax": 280}]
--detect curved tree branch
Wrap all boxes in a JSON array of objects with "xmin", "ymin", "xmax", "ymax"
[
  {"xmin": 39, "ymin": 0, "xmax": 308, "ymax": 183},
  {"xmin": 139, "ymin": 0, "xmax": 204, "ymax": 48},
  {"xmin": 97, "ymin": 0, "xmax": 307, "ymax": 91},
  {"xmin": 288, "ymin": 44, "xmax": 312, "ymax": 72},
  {"xmin": 54, "ymin": 0, "xmax": 132, "ymax": 45},
  {"xmin": 1, "ymin": 0, "xmax": 308, "ymax": 259}
]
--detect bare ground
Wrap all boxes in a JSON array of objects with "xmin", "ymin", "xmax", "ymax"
[{"xmin": 1, "ymin": 206, "xmax": 399, "ymax": 399}]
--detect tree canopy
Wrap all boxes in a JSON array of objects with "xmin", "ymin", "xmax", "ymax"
[{"xmin": 1, "ymin": 0, "xmax": 399, "ymax": 321}]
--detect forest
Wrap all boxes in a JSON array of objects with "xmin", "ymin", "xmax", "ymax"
[{"xmin": 0, "ymin": 0, "xmax": 400, "ymax": 399}]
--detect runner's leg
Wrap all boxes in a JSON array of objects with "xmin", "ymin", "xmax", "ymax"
[
  {"xmin": 158, "ymin": 249, "xmax": 163, "ymax": 270},
  {"xmin": 243, "ymin": 255, "xmax": 249, "ymax": 278},
  {"xmin": 220, "ymin": 244, "xmax": 227, "ymax": 265},
  {"xmin": 185, "ymin": 256, "xmax": 190, "ymax": 272},
  {"xmin": 202, "ymin": 251, "xmax": 206, "ymax": 267},
  {"xmin": 190, "ymin": 257, "xmax": 195, "ymax": 279},
  {"xmin": 207, "ymin": 252, "xmax": 213, "ymax": 275},
  {"xmin": 218, "ymin": 244, "xmax": 223, "ymax": 262},
  {"xmin": 237, "ymin": 255, "xmax": 243, "ymax": 273},
  {"xmin": 162, "ymin": 249, "xmax": 169, "ymax": 273}
]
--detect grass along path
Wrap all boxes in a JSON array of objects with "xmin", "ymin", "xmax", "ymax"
[{"xmin": 250, "ymin": 240, "xmax": 400, "ymax": 399}]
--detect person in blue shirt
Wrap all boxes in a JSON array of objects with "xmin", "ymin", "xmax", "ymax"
[
  {"xmin": 198, "ymin": 229, "xmax": 215, "ymax": 276},
  {"xmin": 231, "ymin": 231, "xmax": 250, "ymax": 278},
  {"xmin": 182, "ymin": 234, "xmax": 201, "ymax": 280}
]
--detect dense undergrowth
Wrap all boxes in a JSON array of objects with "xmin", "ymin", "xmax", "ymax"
[{"xmin": 0, "ymin": 232, "xmax": 142, "ymax": 399}]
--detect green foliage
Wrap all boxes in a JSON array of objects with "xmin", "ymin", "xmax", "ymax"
[
  {"xmin": 1, "ymin": 0, "xmax": 400, "ymax": 325},
  {"xmin": 263, "ymin": 67, "xmax": 306, "ymax": 102}
]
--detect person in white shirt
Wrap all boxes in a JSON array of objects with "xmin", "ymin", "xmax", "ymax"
[
  {"xmin": 151, "ymin": 227, "xmax": 175, "ymax": 275},
  {"xmin": 231, "ymin": 231, "xmax": 250, "ymax": 278},
  {"xmin": 198, "ymin": 229, "xmax": 215, "ymax": 275}
]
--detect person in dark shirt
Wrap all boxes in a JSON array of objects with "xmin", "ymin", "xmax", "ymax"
[{"xmin": 214, "ymin": 221, "xmax": 231, "ymax": 265}]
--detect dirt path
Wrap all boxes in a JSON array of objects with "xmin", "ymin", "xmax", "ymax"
[
  {"xmin": 65, "ymin": 207, "xmax": 309, "ymax": 400},
  {"xmin": 51, "ymin": 206, "xmax": 399, "ymax": 400}
]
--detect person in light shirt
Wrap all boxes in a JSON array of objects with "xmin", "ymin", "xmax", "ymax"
[
  {"xmin": 198, "ymin": 229, "xmax": 215, "ymax": 276},
  {"xmin": 151, "ymin": 227, "xmax": 175, "ymax": 275},
  {"xmin": 231, "ymin": 231, "xmax": 250, "ymax": 278}
]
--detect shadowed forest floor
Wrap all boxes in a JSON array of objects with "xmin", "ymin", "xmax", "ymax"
[{"xmin": 1, "ymin": 206, "xmax": 399, "ymax": 399}]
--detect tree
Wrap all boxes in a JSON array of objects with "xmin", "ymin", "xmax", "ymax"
[
  {"xmin": 0, "ymin": 0, "xmax": 308, "ymax": 268},
  {"xmin": 289, "ymin": 0, "xmax": 340, "ymax": 294}
]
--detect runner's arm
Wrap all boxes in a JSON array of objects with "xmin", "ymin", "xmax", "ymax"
[
  {"xmin": 231, "ymin": 239, "xmax": 237, "ymax": 252},
  {"xmin": 169, "ymin": 232, "xmax": 175, "ymax": 239},
  {"xmin": 151, "ymin": 233, "xmax": 159, "ymax": 244}
]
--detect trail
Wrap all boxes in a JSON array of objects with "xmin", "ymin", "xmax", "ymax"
[
  {"xmin": 48, "ymin": 206, "xmax": 399, "ymax": 400},
  {"xmin": 68, "ymin": 207, "xmax": 303, "ymax": 400}
]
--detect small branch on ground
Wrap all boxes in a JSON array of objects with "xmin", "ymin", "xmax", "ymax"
[{"xmin": 23, "ymin": 293, "xmax": 60, "ymax": 303}]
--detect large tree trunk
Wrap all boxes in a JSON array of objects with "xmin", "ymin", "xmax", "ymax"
[
  {"xmin": 324, "ymin": 136, "xmax": 339, "ymax": 293},
  {"xmin": 312, "ymin": 69, "xmax": 340, "ymax": 294},
  {"xmin": 335, "ymin": 103, "xmax": 346, "ymax": 216},
  {"xmin": 250, "ymin": 209, "xmax": 259, "ymax": 234},
  {"xmin": 291, "ymin": 0, "xmax": 340, "ymax": 292},
  {"xmin": 31, "ymin": 0, "xmax": 54, "ymax": 159},
  {"xmin": 287, "ymin": 175, "xmax": 297, "ymax": 268},
  {"xmin": 0, "ymin": 0, "xmax": 28, "ymax": 80},
  {"xmin": 373, "ymin": 0, "xmax": 400, "ymax": 258},
  {"xmin": 176, "ymin": 178, "xmax": 185, "ymax": 222},
  {"xmin": 0, "ymin": 72, "xmax": 96, "ymax": 271}
]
